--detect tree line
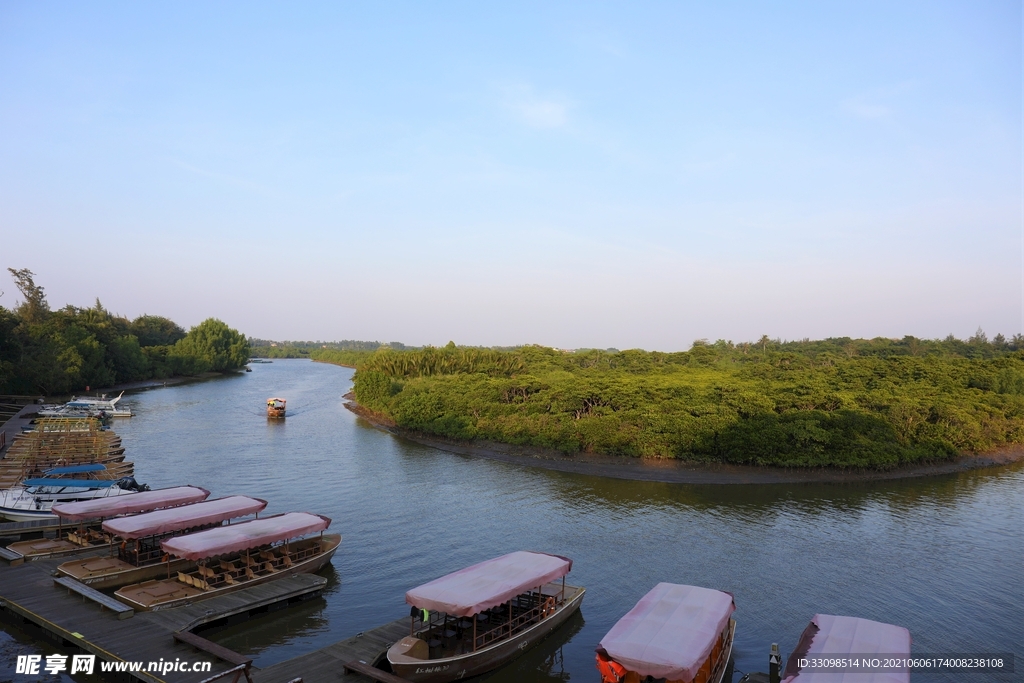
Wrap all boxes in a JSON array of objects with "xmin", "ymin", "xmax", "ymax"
[
  {"xmin": 0, "ymin": 269, "xmax": 250, "ymax": 395},
  {"xmin": 321, "ymin": 335, "xmax": 1024, "ymax": 470}
]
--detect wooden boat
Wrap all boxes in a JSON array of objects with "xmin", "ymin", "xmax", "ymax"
[
  {"xmin": 4, "ymin": 485, "xmax": 210, "ymax": 562},
  {"xmin": 114, "ymin": 512, "xmax": 339, "ymax": 611},
  {"xmin": 266, "ymin": 398, "xmax": 286, "ymax": 418},
  {"xmin": 386, "ymin": 550, "xmax": 585, "ymax": 683},
  {"xmin": 57, "ymin": 494, "xmax": 266, "ymax": 589},
  {"xmin": 596, "ymin": 583, "xmax": 735, "ymax": 683},
  {"xmin": 777, "ymin": 614, "xmax": 911, "ymax": 683}
]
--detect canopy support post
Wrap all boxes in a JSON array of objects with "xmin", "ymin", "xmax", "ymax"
[{"xmin": 472, "ymin": 615, "xmax": 477, "ymax": 652}]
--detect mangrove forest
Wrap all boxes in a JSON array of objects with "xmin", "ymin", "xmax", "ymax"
[{"xmin": 315, "ymin": 335, "xmax": 1024, "ymax": 469}]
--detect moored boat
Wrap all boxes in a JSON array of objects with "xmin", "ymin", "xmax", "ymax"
[
  {"xmin": 4, "ymin": 485, "xmax": 210, "ymax": 562},
  {"xmin": 266, "ymin": 397, "xmax": 286, "ymax": 418},
  {"xmin": 0, "ymin": 465, "xmax": 147, "ymax": 522},
  {"xmin": 596, "ymin": 583, "xmax": 735, "ymax": 683},
  {"xmin": 386, "ymin": 550, "xmax": 585, "ymax": 683},
  {"xmin": 57, "ymin": 494, "xmax": 266, "ymax": 589},
  {"xmin": 114, "ymin": 512, "xmax": 339, "ymax": 611},
  {"xmin": 779, "ymin": 614, "xmax": 911, "ymax": 683},
  {"xmin": 39, "ymin": 391, "xmax": 133, "ymax": 418}
]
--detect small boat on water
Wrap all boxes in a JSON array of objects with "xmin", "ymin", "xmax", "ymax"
[
  {"xmin": 57, "ymin": 494, "xmax": 267, "ymax": 589},
  {"xmin": 386, "ymin": 550, "xmax": 585, "ymax": 682},
  {"xmin": 266, "ymin": 398, "xmax": 286, "ymax": 418},
  {"xmin": 596, "ymin": 583, "xmax": 735, "ymax": 683},
  {"xmin": 39, "ymin": 391, "xmax": 133, "ymax": 418},
  {"xmin": 4, "ymin": 485, "xmax": 211, "ymax": 563},
  {"xmin": 779, "ymin": 614, "xmax": 910, "ymax": 683},
  {"xmin": 115, "ymin": 512, "xmax": 340, "ymax": 611},
  {"xmin": 0, "ymin": 465, "xmax": 148, "ymax": 523}
]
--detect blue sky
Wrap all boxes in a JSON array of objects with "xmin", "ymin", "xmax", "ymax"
[{"xmin": 1, "ymin": 2, "xmax": 1020, "ymax": 349}]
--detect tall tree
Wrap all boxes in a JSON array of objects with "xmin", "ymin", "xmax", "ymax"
[{"xmin": 7, "ymin": 268, "xmax": 48, "ymax": 323}]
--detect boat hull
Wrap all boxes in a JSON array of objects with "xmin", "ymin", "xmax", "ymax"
[
  {"xmin": 114, "ymin": 533, "xmax": 340, "ymax": 611},
  {"xmin": 389, "ymin": 584, "xmax": 586, "ymax": 683},
  {"xmin": 5, "ymin": 538, "xmax": 109, "ymax": 562},
  {"xmin": 57, "ymin": 555, "xmax": 196, "ymax": 590}
]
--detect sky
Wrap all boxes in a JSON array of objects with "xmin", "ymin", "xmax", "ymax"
[{"xmin": 0, "ymin": 2, "xmax": 1021, "ymax": 350}]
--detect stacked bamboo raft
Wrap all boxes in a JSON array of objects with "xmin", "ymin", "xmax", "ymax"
[{"xmin": 0, "ymin": 418, "xmax": 133, "ymax": 489}]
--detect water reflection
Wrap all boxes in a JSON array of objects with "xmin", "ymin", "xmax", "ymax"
[{"xmin": 482, "ymin": 610, "xmax": 585, "ymax": 683}]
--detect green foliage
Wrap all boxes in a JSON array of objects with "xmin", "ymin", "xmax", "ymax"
[
  {"xmin": 172, "ymin": 319, "xmax": 250, "ymax": 373},
  {"xmin": 0, "ymin": 269, "xmax": 249, "ymax": 393},
  {"xmin": 130, "ymin": 315, "xmax": 186, "ymax": 347},
  {"xmin": 309, "ymin": 348, "xmax": 375, "ymax": 367},
  {"xmin": 343, "ymin": 339, "xmax": 1024, "ymax": 470}
]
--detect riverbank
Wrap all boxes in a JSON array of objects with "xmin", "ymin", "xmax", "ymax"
[{"xmin": 343, "ymin": 395, "xmax": 1024, "ymax": 484}]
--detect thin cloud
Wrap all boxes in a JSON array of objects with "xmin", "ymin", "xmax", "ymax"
[
  {"xmin": 165, "ymin": 158, "xmax": 277, "ymax": 195},
  {"xmin": 500, "ymin": 84, "xmax": 571, "ymax": 129},
  {"xmin": 842, "ymin": 98, "xmax": 890, "ymax": 120}
]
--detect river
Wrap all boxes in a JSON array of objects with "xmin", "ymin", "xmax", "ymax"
[{"xmin": 2, "ymin": 359, "xmax": 1021, "ymax": 682}]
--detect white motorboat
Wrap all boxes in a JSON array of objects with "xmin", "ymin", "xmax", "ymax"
[
  {"xmin": 38, "ymin": 391, "xmax": 133, "ymax": 418},
  {"xmin": 0, "ymin": 465, "xmax": 148, "ymax": 522}
]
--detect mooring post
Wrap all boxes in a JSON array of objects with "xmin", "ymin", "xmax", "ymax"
[{"xmin": 769, "ymin": 643, "xmax": 781, "ymax": 683}]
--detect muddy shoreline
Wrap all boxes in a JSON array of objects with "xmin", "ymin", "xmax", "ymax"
[{"xmin": 343, "ymin": 395, "xmax": 1024, "ymax": 485}]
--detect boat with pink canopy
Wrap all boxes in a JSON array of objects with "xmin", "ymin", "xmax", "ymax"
[
  {"xmin": 114, "ymin": 512, "xmax": 340, "ymax": 611},
  {"xmin": 781, "ymin": 614, "xmax": 911, "ymax": 683},
  {"xmin": 386, "ymin": 550, "xmax": 585, "ymax": 682},
  {"xmin": 3, "ymin": 486, "xmax": 211, "ymax": 563},
  {"xmin": 596, "ymin": 583, "xmax": 736, "ymax": 683},
  {"xmin": 55, "ymin": 495, "xmax": 266, "ymax": 589}
]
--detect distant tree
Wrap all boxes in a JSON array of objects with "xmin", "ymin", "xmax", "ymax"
[
  {"xmin": 7, "ymin": 268, "xmax": 48, "ymax": 323},
  {"xmin": 171, "ymin": 319, "xmax": 250, "ymax": 373}
]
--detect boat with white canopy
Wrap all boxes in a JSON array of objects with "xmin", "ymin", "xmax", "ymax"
[
  {"xmin": 780, "ymin": 614, "xmax": 910, "ymax": 683},
  {"xmin": 386, "ymin": 550, "xmax": 585, "ymax": 682},
  {"xmin": 114, "ymin": 512, "xmax": 339, "ymax": 611},
  {"xmin": 596, "ymin": 583, "xmax": 736, "ymax": 683},
  {"xmin": 56, "ymin": 495, "xmax": 266, "ymax": 589},
  {"xmin": 0, "ymin": 465, "xmax": 146, "ymax": 522},
  {"xmin": 4, "ymin": 485, "xmax": 210, "ymax": 562},
  {"xmin": 38, "ymin": 391, "xmax": 132, "ymax": 418}
]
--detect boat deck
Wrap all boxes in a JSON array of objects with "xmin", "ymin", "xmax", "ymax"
[{"xmin": 0, "ymin": 550, "xmax": 327, "ymax": 683}]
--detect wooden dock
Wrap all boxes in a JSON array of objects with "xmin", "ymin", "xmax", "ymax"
[
  {"xmin": 253, "ymin": 618, "xmax": 410, "ymax": 683},
  {"xmin": 0, "ymin": 551, "xmax": 328, "ymax": 683}
]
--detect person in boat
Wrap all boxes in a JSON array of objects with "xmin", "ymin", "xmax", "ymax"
[{"xmin": 596, "ymin": 583, "xmax": 736, "ymax": 683}]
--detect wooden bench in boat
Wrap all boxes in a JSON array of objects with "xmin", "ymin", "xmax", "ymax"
[
  {"xmin": 343, "ymin": 660, "xmax": 409, "ymax": 683},
  {"xmin": 53, "ymin": 576, "xmax": 134, "ymax": 619}
]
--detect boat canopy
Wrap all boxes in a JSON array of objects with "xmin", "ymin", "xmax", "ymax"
[
  {"xmin": 103, "ymin": 495, "xmax": 267, "ymax": 539},
  {"xmin": 597, "ymin": 583, "xmax": 735, "ymax": 682},
  {"xmin": 23, "ymin": 478, "xmax": 117, "ymax": 488},
  {"xmin": 267, "ymin": 397, "xmax": 286, "ymax": 404},
  {"xmin": 44, "ymin": 464, "xmax": 106, "ymax": 475},
  {"xmin": 52, "ymin": 486, "xmax": 211, "ymax": 522},
  {"xmin": 406, "ymin": 551, "xmax": 573, "ymax": 618},
  {"xmin": 782, "ymin": 614, "xmax": 911, "ymax": 683},
  {"xmin": 160, "ymin": 512, "xmax": 330, "ymax": 561}
]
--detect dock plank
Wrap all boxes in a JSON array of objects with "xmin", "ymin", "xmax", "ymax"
[
  {"xmin": 53, "ymin": 576, "xmax": 134, "ymax": 619},
  {"xmin": 0, "ymin": 553, "xmax": 327, "ymax": 683},
  {"xmin": 253, "ymin": 618, "xmax": 410, "ymax": 683}
]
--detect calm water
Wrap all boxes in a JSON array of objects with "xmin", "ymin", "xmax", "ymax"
[{"xmin": 2, "ymin": 359, "xmax": 1021, "ymax": 682}]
